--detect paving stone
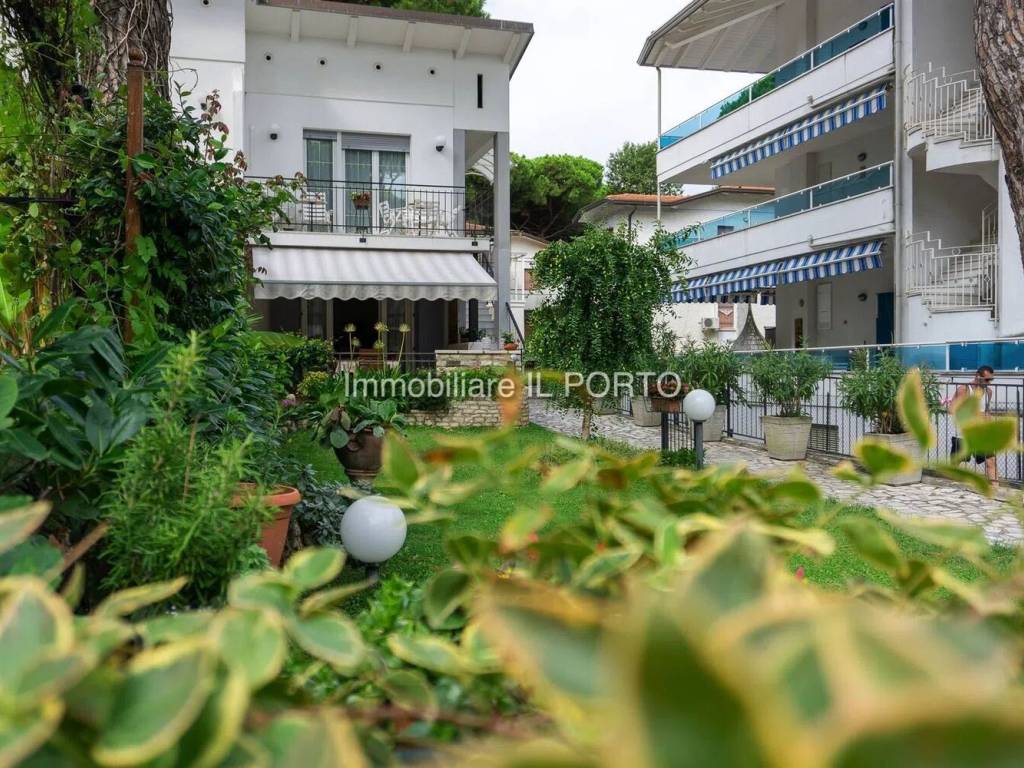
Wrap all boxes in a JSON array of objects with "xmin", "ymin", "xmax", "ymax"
[{"xmin": 529, "ymin": 399, "xmax": 1024, "ymax": 545}]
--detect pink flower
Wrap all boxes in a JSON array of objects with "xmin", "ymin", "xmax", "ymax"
[{"xmin": 795, "ymin": 566, "xmax": 806, "ymax": 581}]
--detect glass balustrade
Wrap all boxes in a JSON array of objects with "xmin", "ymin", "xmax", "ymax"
[
  {"xmin": 674, "ymin": 163, "xmax": 892, "ymax": 247},
  {"xmin": 659, "ymin": 5, "xmax": 894, "ymax": 150}
]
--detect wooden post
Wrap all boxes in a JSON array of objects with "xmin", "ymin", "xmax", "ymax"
[{"xmin": 123, "ymin": 47, "xmax": 145, "ymax": 342}]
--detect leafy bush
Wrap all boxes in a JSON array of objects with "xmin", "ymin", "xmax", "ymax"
[
  {"xmin": 317, "ymin": 394, "xmax": 407, "ymax": 450},
  {"xmin": 297, "ymin": 370, "xmax": 333, "ymax": 402},
  {"xmin": 659, "ymin": 447, "xmax": 697, "ymax": 467},
  {"xmin": 676, "ymin": 340, "xmax": 743, "ymax": 402},
  {"xmin": 839, "ymin": 351, "xmax": 942, "ymax": 434},
  {"xmin": 259, "ymin": 332, "xmax": 335, "ymax": 390},
  {"xmin": 748, "ymin": 350, "xmax": 832, "ymax": 417},
  {"xmin": 718, "ymin": 73, "xmax": 776, "ymax": 117},
  {"xmin": 293, "ymin": 466, "xmax": 349, "ymax": 548},
  {"xmin": 101, "ymin": 338, "xmax": 271, "ymax": 606}
]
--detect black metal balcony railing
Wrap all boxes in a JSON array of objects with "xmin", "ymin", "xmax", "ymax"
[{"xmin": 254, "ymin": 178, "xmax": 494, "ymax": 238}]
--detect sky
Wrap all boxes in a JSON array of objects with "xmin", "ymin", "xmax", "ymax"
[{"xmin": 486, "ymin": 0, "xmax": 754, "ymax": 166}]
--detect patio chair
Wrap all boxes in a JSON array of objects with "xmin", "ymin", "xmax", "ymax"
[
  {"xmin": 377, "ymin": 201, "xmax": 398, "ymax": 234},
  {"xmin": 301, "ymin": 192, "xmax": 333, "ymax": 232},
  {"xmin": 446, "ymin": 205, "xmax": 463, "ymax": 236}
]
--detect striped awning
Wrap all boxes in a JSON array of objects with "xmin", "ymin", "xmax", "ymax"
[
  {"xmin": 710, "ymin": 84, "xmax": 889, "ymax": 180},
  {"xmin": 672, "ymin": 239, "xmax": 885, "ymax": 303}
]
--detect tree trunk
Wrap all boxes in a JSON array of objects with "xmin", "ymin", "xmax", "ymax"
[
  {"xmin": 92, "ymin": 0, "xmax": 173, "ymax": 101},
  {"xmin": 976, "ymin": 0, "xmax": 1024, "ymax": 270},
  {"xmin": 581, "ymin": 408, "xmax": 593, "ymax": 442}
]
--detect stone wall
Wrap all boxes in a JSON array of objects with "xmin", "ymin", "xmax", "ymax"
[
  {"xmin": 406, "ymin": 396, "xmax": 530, "ymax": 429},
  {"xmin": 434, "ymin": 349, "xmax": 520, "ymax": 370}
]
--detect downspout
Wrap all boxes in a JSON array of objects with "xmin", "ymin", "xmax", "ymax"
[
  {"xmin": 892, "ymin": 3, "xmax": 905, "ymax": 343},
  {"xmin": 656, "ymin": 66, "xmax": 663, "ymax": 224},
  {"xmin": 627, "ymin": 206, "xmax": 638, "ymax": 239}
]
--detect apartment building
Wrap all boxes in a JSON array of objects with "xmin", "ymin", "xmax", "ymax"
[
  {"xmin": 577, "ymin": 189, "xmax": 778, "ymax": 345},
  {"xmin": 170, "ymin": 0, "xmax": 532, "ymax": 362},
  {"xmin": 642, "ymin": 0, "xmax": 1024, "ymax": 356}
]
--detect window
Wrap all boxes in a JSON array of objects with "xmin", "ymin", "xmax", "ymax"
[
  {"xmin": 718, "ymin": 306, "xmax": 735, "ymax": 330},
  {"xmin": 304, "ymin": 135, "xmax": 335, "ymax": 230},
  {"xmin": 816, "ymin": 283, "xmax": 832, "ymax": 331},
  {"xmin": 524, "ymin": 268, "xmax": 534, "ymax": 291},
  {"xmin": 477, "ymin": 74, "xmax": 484, "ymax": 108},
  {"xmin": 338, "ymin": 133, "xmax": 410, "ymax": 233}
]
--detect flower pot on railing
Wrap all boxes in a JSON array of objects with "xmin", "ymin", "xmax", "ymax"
[{"xmin": 351, "ymin": 192, "xmax": 372, "ymax": 210}]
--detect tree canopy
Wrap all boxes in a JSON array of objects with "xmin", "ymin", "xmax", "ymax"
[
  {"xmin": 509, "ymin": 153, "xmax": 604, "ymax": 240},
  {"xmin": 605, "ymin": 140, "xmax": 679, "ymax": 196},
  {"xmin": 345, "ymin": 0, "xmax": 488, "ymax": 16},
  {"xmin": 529, "ymin": 226, "xmax": 681, "ymax": 436}
]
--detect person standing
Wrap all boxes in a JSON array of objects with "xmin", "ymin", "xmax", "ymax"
[{"xmin": 951, "ymin": 365, "xmax": 998, "ymax": 482}]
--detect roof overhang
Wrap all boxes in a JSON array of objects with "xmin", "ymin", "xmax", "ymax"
[
  {"xmin": 578, "ymin": 187, "xmax": 776, "ymax": 220},
  {"xmin": 252, "ymin": 0, "xmax": 534, "ymax": 75},
  {"xmin": 638, "ymin": 0, "xmax": 786, "ymax": 72}
]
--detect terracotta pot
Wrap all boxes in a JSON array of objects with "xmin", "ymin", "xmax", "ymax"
[
  {"xmin": 334, "ymin": 428, "xmax": 386, "ymax": 481},
  {"xmin": 351, "ymin": 193, "xmax": 371, "ymax": 209},
  {"xmin": 648, "ymin": 395, "xmax": 682, "ymax": 414},
  {"xmin": 504, "ymin": 342, "xmax": 519, "ymax": 351},
  {"xmin": 234, "ymin": 483, "xmax": 302, "ymax": 567}
]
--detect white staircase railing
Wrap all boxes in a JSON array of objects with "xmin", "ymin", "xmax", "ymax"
[
  {"xmin": 905, "ymin": 64, "xmax": 996, "ymax": 146},
  {"xmin": 905, "ymin": 232, "xmax": 998, "ymax": 317}
]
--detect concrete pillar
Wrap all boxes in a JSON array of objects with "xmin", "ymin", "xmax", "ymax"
[{"xmin": 493, "ymin": 131, "xmax": 512, "ymax": 339}]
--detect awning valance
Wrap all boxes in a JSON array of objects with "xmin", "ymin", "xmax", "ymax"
[
  {"xmin": 672, "ymin": 239, "xmax": 885, "ymax": 303},
  {"xmin": 710, "ymin": 85, "xmax": 889, "ymax": 180},
  {"xmin": 253, "ymin": 247, "xmax": 497, "ymax": 302}
]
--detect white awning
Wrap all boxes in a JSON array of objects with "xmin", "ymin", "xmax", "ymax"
[{"xmin": 253, "ymin": 247, "xmax": 497, "ymax": 302}]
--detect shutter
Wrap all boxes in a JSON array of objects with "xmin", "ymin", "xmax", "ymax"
[{"xmin": 341, "ymin": 132, "xmax": 411, "ymax": 152}]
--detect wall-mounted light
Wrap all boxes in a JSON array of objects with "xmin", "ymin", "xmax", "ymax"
[
  {"xmin": 857, "ymin": 292, "xmax": 868, "ymax": 302},
  {"xmin": 435, "ymin": 134, "xmax": 447, "ymax": 153},
  {"xmin": 318, "ymin": 57, "xmax": 327, "ymax": 67},
  {"xmin": 264, "ymin": 52, "xmax": 273, "ymax": 62},
  {"xmin": 374, "ymin": 62, "xmax": 383, "ymax": 71},
  {"xmin": 269, "ymin": 124, "xmax": 280, "ymax": 141},
  {"xmin": 858, "ymin": 152, "xmax": 868, "ymax": 162}
]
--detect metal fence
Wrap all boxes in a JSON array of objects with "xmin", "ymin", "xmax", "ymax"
[
  {"xmin": 727, "ymin": 373, "xmax": 1024, "ymax": 485},
  {"xmin": 661, "ymin": 411, "xmax": 694, "ymax": 454}
]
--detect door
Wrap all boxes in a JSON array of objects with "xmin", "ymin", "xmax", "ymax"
[
  {"xmin": 794, "ymin": 317, "xmax": 804, "ymax": 349},
  {"xmin": 304, "ymin": 136, "xmax": 335, "ymax": 231},
  {"xmin": 876, "ymin": 292, "xmax": 894, "ymax": 345},
  {"xmin": 344, "ymin": 149, "xmax": 373, "ymax": 233}
]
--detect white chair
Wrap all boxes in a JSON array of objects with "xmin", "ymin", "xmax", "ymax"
[
  {"xmin": 377, "ymin": 201, "xmax": 398, "ymax": 234},
  {"xmin": 301, "ymin": 192, "xmax": 333, "ymax": 231},
  {"xmin": 447, "ymin": 205, "xmax": 463, "ymax": 236}
]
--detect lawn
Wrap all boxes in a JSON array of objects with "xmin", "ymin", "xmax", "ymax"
[{"xmin": 283, "ymin": 425, "xmax": 1017, "ymax": 593}]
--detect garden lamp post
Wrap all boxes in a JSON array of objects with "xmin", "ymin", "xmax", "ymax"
[
  {"xmin": 340, "ymin": 496, "xmax": 407, "ymax": 582},
  {"xmin": 683, "ymin": 389, "xmax": 716, "ymax": 470}
]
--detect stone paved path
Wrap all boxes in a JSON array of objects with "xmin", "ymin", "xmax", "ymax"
[{"xmin": 528, "ymin": 399, "xmax": 1024, "ymax": 545}]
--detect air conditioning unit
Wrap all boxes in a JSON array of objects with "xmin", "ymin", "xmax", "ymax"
[{"xmin": 702, "ymin": 317, "xmax": 718, "ymax": 330}]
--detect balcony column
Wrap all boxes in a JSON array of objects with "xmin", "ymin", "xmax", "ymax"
[{"xmin": 493, "ymin": 131, "xmax": 512, "ymax": 340}]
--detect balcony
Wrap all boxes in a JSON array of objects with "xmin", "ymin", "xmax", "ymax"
[
  {"xmin": 658, "ymin": 5, "xmax": 895, "ymax": 186},
  {"xmin": 677, "ymin": 163, "xmax": 895, "ymax": 276},
  {"xmin": 255, "ymin": 178, "xmax": 494, "ymax": 240}
]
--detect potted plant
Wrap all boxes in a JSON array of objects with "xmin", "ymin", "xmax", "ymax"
[
  {"xmin": 839, "ymin": 352, "xmax": 941, "ymax": 485},
  {"xmin": 351, "ymin": 190, "xmax": 372, "ymax": 209},
  {"xmin": 501, "ymin": 331, "xmax": 519, "ymax": 351},
  {"xmin": 233, "ymin": 483, "xmax": 302, "ymax": 567},
  {"xmin": 317, "ymin": 393, "xmax": 407, "ymax": 482},
  {"xmin": 676, "ymin": 340, "xmax": 743, "ymax": 442},
  {"xmin": 646, "ymin": 378, "xmax": 689, "ymax": 414},
  {"xmin": 748, "ymin": 351, "xmax": 831, "ymax": 460}
]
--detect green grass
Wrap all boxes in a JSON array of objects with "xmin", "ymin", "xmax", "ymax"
[
  {"xmin": 282, "ymin": 425, "xmax": 646, "ymax": 585},
  {"xmin": 282, "ymin": 426, "xmax": 1019, "ymax": 595}
]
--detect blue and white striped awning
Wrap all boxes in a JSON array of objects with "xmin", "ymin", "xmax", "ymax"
[
  {"xmin": 710, "ymin": 84, "xmax": 890, "ymax": 180},
  {"xmin": 671, "ymin": 239, "xmax": 885, "ymax": 303}
]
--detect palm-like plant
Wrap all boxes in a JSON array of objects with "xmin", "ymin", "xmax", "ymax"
[{"xmin": 839, "ymin": 351, "xmax": 942, "ymax": 434}]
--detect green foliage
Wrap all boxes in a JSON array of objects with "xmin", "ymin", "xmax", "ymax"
[
  {"xmin": 0, "ymin": 314, "xmax": 162, "ymax": 532},
  {"xmin": 748, "ymin": 350, "xmax": 832, "ymax": 417},
  {"xmin": 292, "ymin": 466, "xmax": 349, "ymax": 548},
  {"xmin": 4, "ymin": 85, "xmax": 294, "ymax": 342},
  {"xmin": 316, "ymin": 393, "xmax": 407, "ymax": 452},
  {"xmin": 659, "ymin": 448, "xmax": 697, "ymax": 468},
  {"xmin": 675, "ymin": 340, "xmax": 743, "ymax": 402},
  {"xmin": 605, "ymin": 140, "xmax": 679, "ymax": 196},
  {"xmin": 510, "ymin": 153, "xmax": 605, "ymax": 240},
  {"xmin": 840, "ymin": 352, "xmax": 942, "ymax": 434},
  {"xmin": 297, "ymin": 371, "xmax": 333, "ymax": 402},
  {"xmin": 101, "ymin": 338, "xmax": 272, "ymax": 606},
  {"xmin": 259, "ymin": 332, "xmax": 334, "ymax": 391}
]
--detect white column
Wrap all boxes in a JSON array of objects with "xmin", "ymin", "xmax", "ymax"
[
  {"xmin": 494, "ymin": 131, "xmax": 512, "ymax": 339},
  {"xmin": 656, "ymin": 66, "xmax": 663, "ymax": 224}
]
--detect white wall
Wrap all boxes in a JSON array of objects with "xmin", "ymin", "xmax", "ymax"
[
  {"xmin": 664, "ymin": 303, "xmax": 775, "ymax": 347},
  {"xmin": 910, "ymin": 0, "xmax": 977, "ymax": 75},
  {"xmin": 997, "ymin": 155, "xmax": 1024, "ymax": 337},
  {"xmin": 170, "ymin": 0, "xmax": 246, "ymax": 149}
]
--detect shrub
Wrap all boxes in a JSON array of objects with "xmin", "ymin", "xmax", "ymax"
[
  {"xmin": 259, "ymin": 332, "xmax": 335, "ymax": 390},
  {"xmin": 676, "ymin": 340, "xmax": 743, "ymax": 403},
  {"xmin": 839, "ymin": 351, "xmax": 942, "ymax": 434},
  {"xmin": 293, "ymin": 466, "xmax": 349, "ymax": 548},
  {"xmin": 102, "ymin": 338, "xmax": 271, "ymax": 606},
  {"xmin": 659, "ymin": 447, "xmax": 698, "ymax": 467},
  {"xmin": 748, "ymin": 350, "xmax": 832, "ymax": 417},
  {"xmin": 298, "ymin": 371, "xmax": 334, "ymax": 402}
]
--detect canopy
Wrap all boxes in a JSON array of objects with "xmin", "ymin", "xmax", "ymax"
[
  {"xmin": 673, "ymin": 239, "xmax": 885, "ymax": 303},
  {"xmin": 253, "ymin": 247, "xmax": 497, "ymax": 302},
  {"xmin": 710, "ymin": 84, "xmax": 889, "ymax": 180}
]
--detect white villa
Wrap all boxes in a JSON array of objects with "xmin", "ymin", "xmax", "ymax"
[
  {"xmin": 170, "ymin": 0, "xmax": 532, "ymax": 363},
  {"xmin": 507, "ymin": 231, "xmax": 549, "ymax": 344},
  {"xmin": 642, "ymin": 0, "xmax": 1024, "ymax": 363},
  {"xmin": 578, "ymin": 189, "xmax": 778, "ymax": 346}
]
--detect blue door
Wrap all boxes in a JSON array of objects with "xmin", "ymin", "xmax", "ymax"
[{"xmin": 876, "ymin": 292, "xmax": 894, "ymax": 345}]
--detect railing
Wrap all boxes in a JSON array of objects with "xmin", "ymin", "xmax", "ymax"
[
  {"xmin": 905, "ymin": 65, "xmax": 996, "ymax": 146},
  {"xmin": 659, "ymin": 5, "xmax": 895, "ymax": 150},
  {"xmin": 510, "ymin": 288, "xmax": 531, "ymax": 302},
  {"xmin": 254, "ymin": 177, "xmax": 494, "ymax": 237},
  {"xmin": 725, "ymin": 372, "xmax": 1024, "ymax": 486},
  {"xmin": 905, "ymin": 234, "xmax": 998, "ymax": 316},
  {"xmin": 738, "ymin": 339, "xmax": 1024, "ymax": 372},
  {"xmin": 673, "ymin": 162, "xmax": 893, "ymax": 247}
]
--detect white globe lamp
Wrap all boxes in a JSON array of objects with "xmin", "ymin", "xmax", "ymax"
[
  {"xmin": 340, "ymin": 497, "xmax": 407, "ymax": 574},
  {"xmin": 683, "ymin": 389, "xmax": 716, "ymax": 423},
  {"xmin": 682, "ymin": 389, "xmax": 716, "ymax": 469}
]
